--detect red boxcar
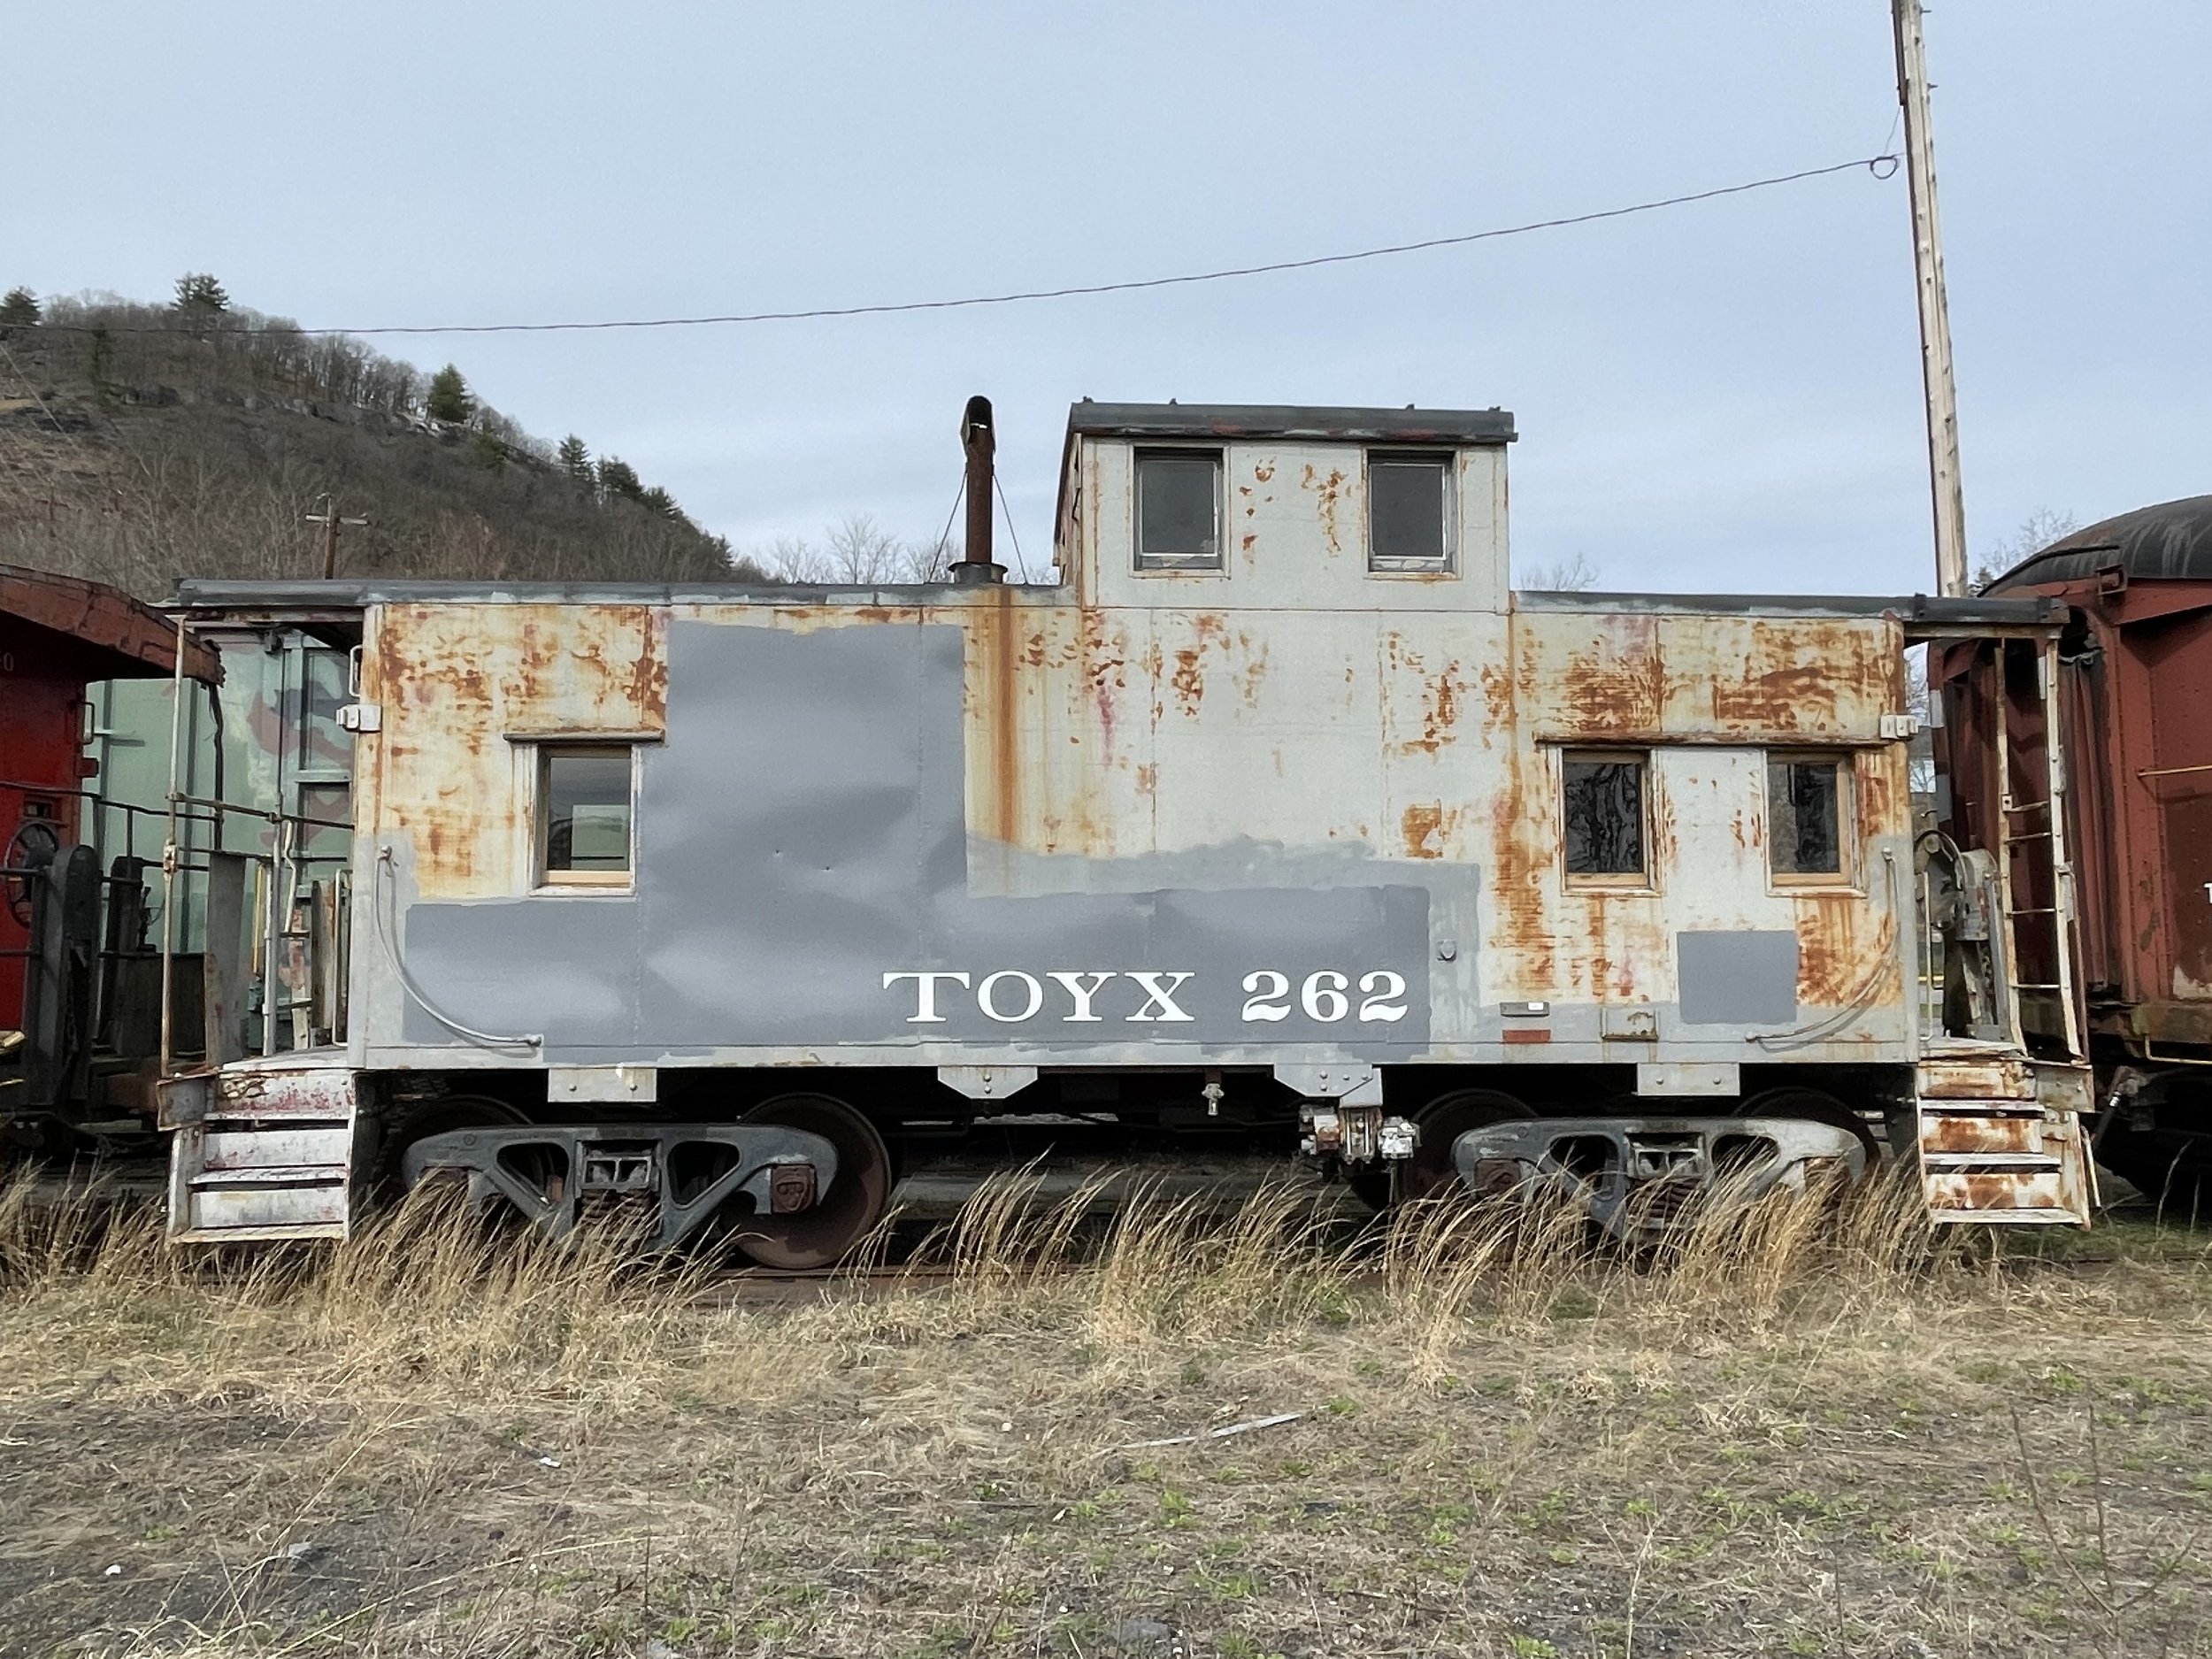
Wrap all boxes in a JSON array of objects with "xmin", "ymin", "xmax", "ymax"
[
  {"xmin": 2, "ymin": 565, "xmax": 215, "ymax": 1052},
  {"xmin": 1938, "ymin": 497, "xmax": 2212, "ymax": 1202}
]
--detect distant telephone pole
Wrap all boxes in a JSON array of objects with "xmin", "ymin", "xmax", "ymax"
[
  {"xmin": 1893, "ymin": 0, "xmax": 1969, "ymax": 598},
  {"xmin": 304, "ymin": 494, "xmax": 369, "ymax": 580}
]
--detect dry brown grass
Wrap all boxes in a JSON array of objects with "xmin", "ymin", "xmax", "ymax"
[{"xmin": 3, "ymin": 1169, "xmax": 2210, "ymax": 1658}]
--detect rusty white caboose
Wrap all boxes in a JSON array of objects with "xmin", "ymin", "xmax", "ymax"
[{"xmin": 156, "ymin": 400, "xmax": 2094, "ymax": 1259}]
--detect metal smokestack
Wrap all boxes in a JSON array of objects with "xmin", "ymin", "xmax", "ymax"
[{"xmin": 953, "ymin": 394, "xmax": 1005, "ymax": 586}]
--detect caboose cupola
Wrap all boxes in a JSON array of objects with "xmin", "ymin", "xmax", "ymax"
[{"xmin": 1055, "ymin": 402, "xmax": 1517, "ymax": 611}]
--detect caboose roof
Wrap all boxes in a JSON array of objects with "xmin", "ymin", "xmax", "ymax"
[
  {"xmin": 1987, "ymin": 494, "xmax": 2212, "ymax": 591},
  {"xmin": 1063, "ymin": 401, "xmax": 1517, "ymax": 446},
  {"xmin": 3, "ymin": 563, "xmax": 221, "ymax": 680},
  {"xmin": 165, "ymin": 578, "xmax": 2062, "ymax": 640}
]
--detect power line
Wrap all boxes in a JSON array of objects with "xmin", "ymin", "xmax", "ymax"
[{"xmin": 46, "ymin": 155, "xmax": 1898, "ymax": 342}]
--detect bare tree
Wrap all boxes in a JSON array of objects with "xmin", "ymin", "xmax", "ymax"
[
  {"xmin": 757, "ymin": 514, "xmax": 954, "ymax": 584},
  {"xmin": 1971, "ymin": 508, "xmax": 2078, "ymax": 593},
  {"xmin": 1517, "ymin": 551, "xmax": 1601, "ymax": 591},
  {"xmin": 826, "ymin": 512, "xmax": 907, "ymax": 582}
]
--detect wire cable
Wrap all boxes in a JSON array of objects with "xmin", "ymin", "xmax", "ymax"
[
  {"xmin": 930, "ymin": 476, "xmax": 965, "ymax": 579},
  {"xmin": 43, "ymin": 156, "xmax": 1898, "ymax": 340},
  {"xmin": 992, "ymin": 472, "xmax": 1031, "ymax": 584},
  {"xmin": 372, "ymin": 846, "xmax": 543, "ymax": 1048}
]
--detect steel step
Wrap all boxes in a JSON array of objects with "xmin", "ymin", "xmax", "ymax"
[
  {"xmin": 185, "ymin": 1164, "xmax": 349, "ymax": 1190},
  {"xmin": 166, "ymin": 1063, "xmax": 360, "ymax": 1242},
  {"xmin": 1916, "ymin": 1095, "xmax": 2090, "ymax": 1226}
]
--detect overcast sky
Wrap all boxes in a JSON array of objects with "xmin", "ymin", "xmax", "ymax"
[{"xmin": 11, "ymin": 3, "xmax": 2205, "ymax": 594}]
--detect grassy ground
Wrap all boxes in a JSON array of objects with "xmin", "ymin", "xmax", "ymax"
[{"xmin": 2, "ymin": 1174, "xmax": 2209, "ymax": 1659}]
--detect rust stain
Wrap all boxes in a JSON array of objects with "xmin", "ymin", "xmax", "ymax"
[
  {"xmin": 1919, "ymin": 1058, "xmax": 2033, "ymax": 1098},
  {"xmin": 1169, "ymin": 648, "xmax": 1205, "ymax": 716},
  {"xmin": 1077, "ymin": 606, "xmax": 1125, "ymax": 762},
  {"xmin": 1135, "ymin": 763, "xmax": 1158, "ymax": 795},
  {"xmin": 1795, "ymin": 890, "xmax": 1897, "ymax": 1010},
  {"xmin": 1400, "ymin": 658, "xmax": 1470, "ymax": 755},
  {"xmin": 966, "ymin": 585, "xmax": 1021, "ymax": 845},
  {"xmin": 1479, "ymin": 661, "xmax": 1514, "ymax": 726},
  {"xmin": 1647, "ymin": 776, "xmax": 1677, "ymax": 875},
  {"xmin": 1709, "ymin": 620, "xmax": 1893, "ymax": 734},
  {"xmin": 1921, "ymin": 1114, "xmax": 2041, "ymax": 1156},
  {"xmin": 1253, "ymin": 460, "xmax": 1275, "ymax": 483},
  {"xmin": 1301, "ymin": 463, "xmax": 1347, "ymax": 555},
  {"xmin": 1556, "ymin": 613, "xmax": 1665, "ymax": 734},
  {"xmin": 1401, "ymin": 803, "xmax": 1449, "ymax": 859},
  {"xmin": 628, "ymin": 611, "xmax": 667, "ymax": 723},
  {"xmin": 1711, "ymin": 663, "xmax": 1831, "ymax": 727},
  {"xmin": 1855, "ymin": 746, "xmax": 1903, "ymax": 840},
  {"xmin": 1486, "ymin": 649, "xmax": 1556, "ymax": 989},
  {"xmin": 1234, "ymin": 635, "xmax": 1271, "ymax": 710}
]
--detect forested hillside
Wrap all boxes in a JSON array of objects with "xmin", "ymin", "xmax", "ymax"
[{"xmin": 0, "ymin": 277, "xmax": 763, "ymax": 596}]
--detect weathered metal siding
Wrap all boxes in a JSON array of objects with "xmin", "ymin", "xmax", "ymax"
[
  {"xmin": 1479, "ymin": 608, "xmax": 1908, "ymax": 1021},
  {"xmin": 349, "ymin": 440, "xmax": 1917, "ymax": 1072},
  {"xmin": 365, "ymin": 603, "xmax": 668, "ymax": 898}
]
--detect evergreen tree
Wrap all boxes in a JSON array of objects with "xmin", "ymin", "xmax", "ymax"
[
  {"xmin": 596, "ymin": 457, "xmax": 644, "ymax": 503},
  {"xmin": 640, "ymin": 485, "xmax": 682, "ymax": 521},
  {"xmin": 173, "ymin": 273, "xmax": 230, "ymax": 313},
  {"xmin": 0, "ymin": 287, "xmax": 40, "ymax": 334},
  {"xmin": 557, "ymin": 434, "xmax": 593, "ymax": 488},
  {"xmin": 426, "ymin": 364, "xmax": 474, "ymax": 424}
]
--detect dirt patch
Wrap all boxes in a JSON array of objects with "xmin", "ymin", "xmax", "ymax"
[{"xmin": 3, "ymin": 1183, "xmax": 2210, "ymax": 1657}]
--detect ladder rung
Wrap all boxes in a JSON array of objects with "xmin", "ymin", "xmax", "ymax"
[{"xmin": 2009, "ymin": 981, "xmax": 2064, "ymax": 990}]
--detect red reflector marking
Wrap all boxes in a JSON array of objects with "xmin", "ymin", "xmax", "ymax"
[{"xmin": 1502, "ymin": 1028, "xmax": 1552, "ymax": 1045}]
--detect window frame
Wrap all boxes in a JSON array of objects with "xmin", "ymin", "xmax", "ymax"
[
  {"xmin": 529, "ymin": 741, "xmax": 641, "ymax": 892},
  {"xmin": 1764, "ymin": 749, "xmax": 1857, "ymax": 889},
  {"xmin": 1364, "ymin": 448, "xmax": 1458, "ymax": 575},
  {"xmin": 1559, "ymin": 747, "xmax": 1655, "ymax": 890},
  {"xmin": 1131, "ymin": 444, "xmax": 1227, "ymax": 574}
]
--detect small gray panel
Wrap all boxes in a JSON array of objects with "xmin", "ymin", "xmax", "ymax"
[{"xmin": 1675, "ymin": 930, "xmax": 1798, "ymax": 1027}]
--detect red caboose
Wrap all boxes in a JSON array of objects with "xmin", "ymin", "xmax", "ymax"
[{"xmin": 2, "ymin": 565, "xmax": 217, "ymax": 1116}]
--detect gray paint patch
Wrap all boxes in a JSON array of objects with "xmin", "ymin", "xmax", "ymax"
[
  {"xmin": 1675, "ymin": 930, "xmax": 1799, "ymax": 1027},
  {"xmin": 401, "ymin": 622, "xmax": 1433, "ymax": 1058}
]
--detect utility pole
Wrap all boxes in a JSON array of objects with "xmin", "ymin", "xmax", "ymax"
[
  {"xmin": 1893, "ymin": 0, "xmax": 1969, "ymax": 597},
  {"xmin": 303, "ymin": 494, "xmax": 369, "ymax": 580}
]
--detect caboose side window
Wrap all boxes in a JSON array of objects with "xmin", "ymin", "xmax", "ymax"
[
  {"xmin": 1562, "ymin": 751, "xmax": 1647, "ymax": 882},
  {"xmin": 1367, "ymin": 450, "xmax": 1455, "ymax": 572},
  {"xmin": 537, "ymin": 745, "xmax": 635, "ymax": 887},
  {"xmin": 1134, "ymin": 449, "xmax": 1224, "ymax": 571},
  {"xmin": 1768, "ymin": 754, "xmax": 1849, "ymax": 880}
]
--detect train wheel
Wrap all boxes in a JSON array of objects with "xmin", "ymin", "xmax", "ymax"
[
  {"xmin": 1395, "ymin": 1088, "xmax": 1533, "ymax": 1204},
  {"xmin": 733, "ymin": 1093, "xmax": 893, "ymax": 1270},
  {"xmin": 2095, "ymin": 1124, "xmax": 2212, "ymax": 1217},
  {"xmin": 1738, "ymin": 1087, "xmax": 1882, "ymax": 1169},
  {"xmin": 376, "ymin": 1094, "xmax": 528, "ymax": 1202}
]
